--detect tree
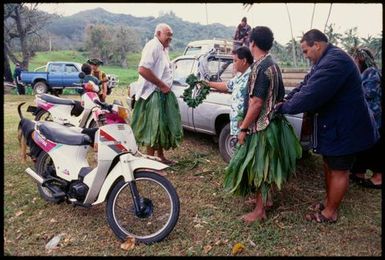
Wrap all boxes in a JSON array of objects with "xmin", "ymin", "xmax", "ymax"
[
  {"xmin": 4, "ymin": 3, "xmax": 52, "ymax": 76},
  {"xmin": 324, "ymin": 23, "xmax": 342, "ymax": 46},
  {"xmin": 340, "ymin": 27, "xmax": 360, "ymax": 52},
  {"xmin": 111, "ymin": 26, "xmax": 140, "ymax": 68},
  {"xmin": 84, "ymin": 24, "xmax": 113, "ymax": 64}
]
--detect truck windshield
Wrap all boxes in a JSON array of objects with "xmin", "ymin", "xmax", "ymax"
[{"xmin": 173, "ymin": 59, "xmax": 195, "ymax": 84}]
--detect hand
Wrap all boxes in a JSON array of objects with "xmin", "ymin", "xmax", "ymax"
[
  {"xmin": 237, "ymin": 131, "xmax": 247, "ymax": 145},
  {"xmin": 274, "ymin": 102, "xmax": 283, "ymax": 112},
  {"xmin": 159, "ymin": 83, "xmax": 171, "ymax": 94}
]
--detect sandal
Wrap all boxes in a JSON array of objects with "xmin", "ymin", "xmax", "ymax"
[
  {"xmin": 308, "ymin": 202, "xmax": 325, "ymax": 212},
  {"xmin": 359, "ymin": 179, "xmax": 382, "ymax": 189},
  {"xmin": 349, "ymin": 174, "xmax": 366, "ymax": 183},
  {"xmin": 305, "ymin": 211, "xmax": 337, "ymax": 223}
]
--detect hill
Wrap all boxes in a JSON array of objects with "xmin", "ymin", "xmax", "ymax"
[{"xmin": 45, "ymin": 8, "xmax": 235, "ymax": 51}]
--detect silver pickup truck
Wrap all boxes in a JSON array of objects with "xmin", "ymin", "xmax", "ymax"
[{"xmin": 169, "ymin": 52, "xmax": 311, "ymax": 162}]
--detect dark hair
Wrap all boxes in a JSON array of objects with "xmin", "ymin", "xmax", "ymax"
[
  {"xmin": 249, "ymin": 26, "xmax": 274, "ymax": 51},
  {"xmin": 241, "ymin": 17, "xmax": 247, "ymax": 23},
  {"xmin": 300, "ymin": 29, "xmax": 328, "ymax": 46},
  {"xmin": 81, "ymin": 63, "xmax": 92, "ymax": 75},
  {"xmin": 235, "ymin": 46, "xmax": 253, "ymax": 65},
  {"xmin": 350, "ymin": 47, "xmax": 377, "ymax": 72}
]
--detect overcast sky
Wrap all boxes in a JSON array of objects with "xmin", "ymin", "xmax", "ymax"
[{"xmin": 37, "ymin": 3, "xmax": 382, "ymax": 44}]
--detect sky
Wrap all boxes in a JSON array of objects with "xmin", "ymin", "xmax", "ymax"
[{"xmin": 36, "ymin": 3, "xmax": 382, "ymax": 45}]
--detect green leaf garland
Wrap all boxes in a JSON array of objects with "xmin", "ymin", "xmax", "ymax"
[{"xmin": 182, "ymin": 74, "xmax": 210, "ymax": 108}]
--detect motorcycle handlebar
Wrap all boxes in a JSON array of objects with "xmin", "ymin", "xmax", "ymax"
[{"xmin": 94, "ymin": 99, "xmax": 113, "ymax": 111}]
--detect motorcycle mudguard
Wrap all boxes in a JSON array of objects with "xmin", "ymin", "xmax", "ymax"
[
  {"xmin": 92, "ymin": 154, "xmax": 168, "ymax": 205},
  {"xmin": 27, "ymin": 105, "xmax": 38, "ymax": 115}
]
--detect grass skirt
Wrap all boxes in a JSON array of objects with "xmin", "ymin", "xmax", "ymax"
[
  {"xmin": 223, "ymin": 114, "xmax": 302, "ymax": 202},
  {"xmin": 131, "ymin": 91, "xmax": 183, "ymax": 150}
]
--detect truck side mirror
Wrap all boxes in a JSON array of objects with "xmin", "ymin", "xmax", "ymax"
[{"xmin": 78, "ymin": 72, "xmax": 85, "ymax": 79}]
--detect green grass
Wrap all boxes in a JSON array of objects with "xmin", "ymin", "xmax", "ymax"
[{"xmin": 3, "ymin": 94, "xmax": 381, "ymax": 256}]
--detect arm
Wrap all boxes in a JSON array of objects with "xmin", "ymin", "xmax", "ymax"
[
  {"xmin": 278, "ymin": 60, "xmax": 355, "ymax": 115},
  {"xmin": 238, "ymin": 97, "xmax": 264, "ymax": 144},
  {"xmin": 138, "ymin": 66, "xmax": 170, "ymax": 94},
  {"xmin": 206, "ymin": 80, "xmax": 228, "ymax": 92}
]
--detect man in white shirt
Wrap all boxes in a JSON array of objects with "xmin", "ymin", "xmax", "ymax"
[{"xmin": 130, "ymin": 23, "xmax": 183, "ymax": 165}]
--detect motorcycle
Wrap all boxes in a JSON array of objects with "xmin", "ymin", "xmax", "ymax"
[
  {"xmin": 18, "ymin": 102, "xmax": 180, "ymax": 244},
  {"xmin": 27, "ymin": 73, "xmax": 123, "ymax": 128}
]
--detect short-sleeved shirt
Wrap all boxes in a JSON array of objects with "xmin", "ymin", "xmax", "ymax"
[
  {"xmin": 134, "ymin": 37, "xmax": 173, "ymax": 100},
  {"xmin": 226, "ymin": 67, "xmax": 251, "ymax": 135},
  {"xmin": 247, "ymin": 54, "xmax": 285, "ymax": 132}
]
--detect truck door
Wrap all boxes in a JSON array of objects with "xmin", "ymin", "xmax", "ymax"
[
  {"xmin": 171, "ymin": 58, "xmax": 197, "ymax": 131},
  {"xmin": 47, "ymin": 63, "xmax": 64, "ymax": 87},
  {"xmin": 63, "ymin": 63, "xmax": 81, "ymax": 87}
]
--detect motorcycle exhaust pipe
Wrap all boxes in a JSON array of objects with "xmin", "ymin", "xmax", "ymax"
[{"xmin": 25, "ymin": 167, "xmax": 44, "ymax": 184}]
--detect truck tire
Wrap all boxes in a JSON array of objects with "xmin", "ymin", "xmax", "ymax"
[
  {"xmin": 218, "ymin": 123, "xmax": 237, "ymax": 163},
  {"xmin": 33, "ymin": 82, "xmax": 48, "ymax": 94}
]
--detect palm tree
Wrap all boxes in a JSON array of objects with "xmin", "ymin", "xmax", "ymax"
[
  {"xmin": 324, "ymin": 23, "xmax": 342, "ymax": 46},
  {"xmin": 285, "ymin": 4, "xmax": 297, "ymax": 67},
  {"xmin": 341, "ymin": 27, "xmax": 360, "ymax": 52}
]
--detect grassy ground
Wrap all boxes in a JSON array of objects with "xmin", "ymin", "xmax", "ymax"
[{"xmin": 3, "ymin": 94, "xmax": 382, "ymax": 256}]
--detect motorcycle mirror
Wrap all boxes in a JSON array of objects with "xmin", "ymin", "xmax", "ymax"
[{"xmin": 78, "ymin": 72, "xmax": 85, "ymax": 79}]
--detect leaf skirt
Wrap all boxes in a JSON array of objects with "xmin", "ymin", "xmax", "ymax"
[
  {"xmin": 223, "ymin": 115, "xmax": 302, "ymax": 202},
  {"xmin": 131, "ymin": 90, "xmax": 183, "ymax": 150}
]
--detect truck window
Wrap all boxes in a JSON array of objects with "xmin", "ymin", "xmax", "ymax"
[
  {"xmin": 173, "ymin": 59, "xmax": 195, "ymax": 85},
  {"xmin": 207, "ymin": 59, "xmax": 234, "ymax": 82},
  {"xmin": 65, "ymin": 64, "xmax": 78, "ymax": 73},
  {"xmin": 49, "ymin": 64, "xmax": 63, "ymax": 73}
]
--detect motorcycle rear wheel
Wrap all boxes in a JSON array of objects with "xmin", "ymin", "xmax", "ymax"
[
  {"xmin": 35, "ymin": 151, "xmax": 61, "ymax": 203},
  {"xmin": 106, "ymin": 171, "xmax": 180, "ymax": 244}
]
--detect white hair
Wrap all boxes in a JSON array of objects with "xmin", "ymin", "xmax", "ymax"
[{"xmin": 154, "ymin": 23, "xmax": 172, "ymax": 36}]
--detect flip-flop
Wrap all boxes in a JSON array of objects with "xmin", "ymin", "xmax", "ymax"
[
  {"xmin": 308, "ymin": 202, "xmax": 325, "ymax": 212},
  {"xmin": 305, "ymin": 211, "xmax": 337, "ymax": 223},
  {"xmin": 359, "ymin": 179, "xmax": 382, "ymax": 189}
]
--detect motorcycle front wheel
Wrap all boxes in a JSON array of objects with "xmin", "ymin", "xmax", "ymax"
[{"xmin": 106, "ymin": 171, "xmax": 180, "ymax": 244}]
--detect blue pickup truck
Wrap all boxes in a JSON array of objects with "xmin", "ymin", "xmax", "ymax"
[
  {"xmin": 20, "ymin": 61, "xmax": 119, "ymax": 95},
  {"xmin": 20, "ymin": 61, "xmax": 84, "ymax": 95}
]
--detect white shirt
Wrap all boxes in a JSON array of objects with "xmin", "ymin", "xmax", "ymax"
[{"xmin": 132, "ymin": 37, "xmax": 173, "ymax": 100}]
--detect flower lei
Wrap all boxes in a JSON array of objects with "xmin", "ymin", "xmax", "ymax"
[{"xmin": 182, "ymin": 74, "xmax": 210, "ymax": 108}]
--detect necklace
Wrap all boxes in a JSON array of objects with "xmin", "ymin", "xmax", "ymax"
[{"xmin": 254, "ymin": 53, "xmax": 270, "ymax": 66}]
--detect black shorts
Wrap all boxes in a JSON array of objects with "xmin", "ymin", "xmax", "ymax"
[{"xmin": 323, "ymin": 154, "xmax": 356, "ymax": 171}]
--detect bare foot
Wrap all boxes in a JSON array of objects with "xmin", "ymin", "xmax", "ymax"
[
  {"xmin": 244, "ymin": 197, "xmax": 273, "ymax": 208},
  {"xmin": 240, "ymin": 210, "xmax": 266, "ymax": 224}
]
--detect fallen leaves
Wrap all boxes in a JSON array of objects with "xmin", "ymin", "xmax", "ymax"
[
  {"xmin": 120, "ymin": 237, "xmax": 136, "ymax": 251},
  {"xmin": 15, "ymin": 210, "xmax": 24, "ymax": 217}
]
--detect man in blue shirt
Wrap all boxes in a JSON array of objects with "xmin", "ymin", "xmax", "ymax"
[
  {"xmin": 13, "ymin": 63, "xmax": 25, "ymax": 95},
  {"xmin": 276, "ymin": 29, "xmax": 378, "ymax": 223}
]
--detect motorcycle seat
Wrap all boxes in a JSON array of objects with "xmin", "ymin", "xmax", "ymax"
[
  {"xmin": 37, "ymin": 121, "xmax": 93, "ymax": 145},
  {"xmin": 40, "ymin": 94, "xmax": 76, "ymax": 106}
]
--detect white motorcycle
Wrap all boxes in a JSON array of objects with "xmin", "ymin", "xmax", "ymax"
[
  {"xmin": 18, "ymin": 102, "xmax": 180, "ymax": 244},
  {"xmin": 27, "ymin": 75, "xmax": 124, "ymax": 128}
]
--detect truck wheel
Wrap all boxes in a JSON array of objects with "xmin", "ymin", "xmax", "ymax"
[
  {"xmin": 218, "ymin": 123, "xmax": 237, "ymax": 163},
  {"xmin": 33, "ymin": 82, "xmax": 48, "ymax": 94}
]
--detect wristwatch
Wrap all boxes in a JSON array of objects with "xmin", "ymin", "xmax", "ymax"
[{"xmin": 240, "ymin": 128, "xmax": 249, "ymax": 133}]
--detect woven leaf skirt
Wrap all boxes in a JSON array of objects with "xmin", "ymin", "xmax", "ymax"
[
  {"xmin": 131, "ymin": 90, "xmax": 183, "ymax": 150},
  {"xmin": 223, "ymin": 115, "xmax": 302, "ymax": 202}
]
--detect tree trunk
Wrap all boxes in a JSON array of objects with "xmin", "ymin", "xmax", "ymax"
[
  {"xmin": 14, "ymin": 6, "xmax": 30, "ymax": 70},
  {"xmin": 3, "ymin": 49, "xmax": 14, "ymax": 82}
]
